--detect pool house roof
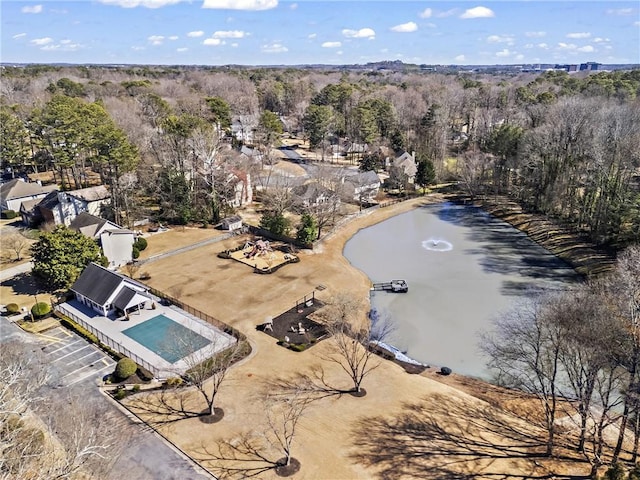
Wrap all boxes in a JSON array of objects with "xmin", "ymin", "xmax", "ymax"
[{"xmin": 71, "ymin": 262, "xmax": 147, "ymax": 307}]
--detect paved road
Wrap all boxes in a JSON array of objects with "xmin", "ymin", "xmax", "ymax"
[{"xmin": 0, "ymin": 260, "xmax": 33, "ymax": 281}]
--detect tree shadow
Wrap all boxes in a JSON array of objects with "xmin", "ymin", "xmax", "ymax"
[
  {"xmin": 1, "ymin": 272, "xmax": 50, "ymax": 296},
  {"xmin": 349, "ymin": 393, "xmax": 589, "ymax": 479},
  {"xmin": 125, "ymin": 389, "xmax": 207, "ymax": 426}
]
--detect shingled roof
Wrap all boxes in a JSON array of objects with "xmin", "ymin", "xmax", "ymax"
[{"xmin": 0, "ymin": 179, "xmax": 57, "ymax": 203}]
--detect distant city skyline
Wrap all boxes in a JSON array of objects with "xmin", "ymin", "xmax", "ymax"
[{"xmin": 2, "ymin": 1, "xmax": 639, "ymax": 66}]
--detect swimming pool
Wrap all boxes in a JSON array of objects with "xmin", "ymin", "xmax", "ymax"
[{"xmin": 122, "ymin": 314, "xmax": 211, "ymax": 364}]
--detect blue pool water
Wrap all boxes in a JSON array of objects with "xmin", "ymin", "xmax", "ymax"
[{"xmin": 122, "ymin": 314, "xmax": 211, "ymax": 363}]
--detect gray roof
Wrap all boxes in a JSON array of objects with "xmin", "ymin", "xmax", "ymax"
[
  {"xmin": 69, "ymin": 212, "xmax": 109, "ymax": 238},
  {"xmin": 347, "ymin": 170, "xmax": 380, "ymax": 186},
  {"xmin": 67, "ymin": 185, "xmax": 110, "ymax": 202},
  {"xmin": 112, "ymin": 286, "xmax": 137, "ymax": 311},
  {"xmin": 292, "ymin": 183, "xmax": 333, "ymax": 201},
  {"xmin": 71, "ymin": 263, "xmax": 124, "ymax": 306},
  {"xmin": 0, "ymin": 179, "xmax": 57, "ymax": 203},
  {"xmin": 37, "ymin": 190, "xmax": 61, "ymax": 211}
]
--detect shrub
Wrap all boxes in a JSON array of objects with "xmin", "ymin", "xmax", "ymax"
[
  {"xmin": 30, "ymin": 302, "xmax": 51, "ymax": 319},
  {"xmin": 134, "ymin": 237, "xmax": 148, "ymax": 251},
  {"xmin": 115, "ymin": 358, "xmax": 137, "ymax": 380},
  {"xmin": 6, "ymin": 303, "xmax": 20, "ymax": 314},
  {"xmin": 113, "ymin": 389, "xmax": 127, "ymax": 400},
  {"xmin": 164, "ymin": 377, "xmax": 183, "ymax": 388},
  {"xmin": 132, "ymin": 384, "xmax": 141, "ymax": 392},
  {"xmin": 131, "ymin": 246, "xmax": 140, "ymax": 259},
  {"xmin": 1, "ymin": 210, "xmax": 17, "ymax": 219},
  {"xmin": 289, "ymin": 343, "xmax": 307, "ymax": 352}
]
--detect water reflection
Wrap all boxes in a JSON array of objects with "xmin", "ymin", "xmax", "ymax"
[{"xmin": 343, "ymin": 202, "xmax": 579, "ymax": 379}]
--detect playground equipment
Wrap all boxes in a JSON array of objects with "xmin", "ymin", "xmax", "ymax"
[{"xmin": 243, "ymin": 239, "xmax": 274, "ymax": 259}]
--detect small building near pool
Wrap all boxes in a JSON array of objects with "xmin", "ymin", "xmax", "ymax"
[{"xmin": 70, "ymin": 262, "xmax": 151, "ymax": 317}]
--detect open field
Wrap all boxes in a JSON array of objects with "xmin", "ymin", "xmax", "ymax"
[{"xmin": 125, "ymin": 195, "xmax": 593, "ymax": 479}]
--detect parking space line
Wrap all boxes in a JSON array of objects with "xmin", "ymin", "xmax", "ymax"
[
  {"xmin": 63, "ymin": 350, "xmax": 102, "ymax": 366},
  {"xmin": 36, "ymin": 333, "xmax": 64, "ymax": 343},
  {"xmin": 52, "ymin": 345, "xmax": 91, "ymax": 362},
  {"xmin": 45, "ymin": 339, "xmax": 83, "ymax": 355},
  {"xmin": 65, "ymin": 362, "xmax": 115, "ymax": 387}
]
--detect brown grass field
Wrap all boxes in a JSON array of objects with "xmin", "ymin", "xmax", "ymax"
[{"xmin": 122, "ymin": 195, "xmax": 595, "ymax": 480}]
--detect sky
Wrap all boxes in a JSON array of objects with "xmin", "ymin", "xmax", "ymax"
[{"xmin": 1, "ymin": 0, "xmax": 639, "ymax": 66}]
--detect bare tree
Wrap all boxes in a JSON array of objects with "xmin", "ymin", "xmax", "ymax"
[
  {"xmin": 197, "ymin": 390, "xmax": 311, "ymax": 478},
  {"xmin": 180, "ymin": 336, "xmax": 248, "ymax": 420},
  {"xmin": 4, "ymin": 233, "xmax": 29, "ymax": 262},
  {"xmin": 481, "ymin": 294, "xmax": 565, "ymax": 456},
  {"xmin": 0, "ymin": 343, "xmax": 130, "ymax": 480},
  {"xmin": 315, "ymin": 293, "xmax": 394, "ymax": 395}
]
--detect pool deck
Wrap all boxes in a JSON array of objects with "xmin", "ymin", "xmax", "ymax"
[{"xmin": 57, "ymin": 298, "xmax": 236, "ymax": 379}]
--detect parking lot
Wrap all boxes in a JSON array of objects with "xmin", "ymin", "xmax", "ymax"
[{"xmin": 40, "ymin": 326, "xmax": 116, "ymax": 387}]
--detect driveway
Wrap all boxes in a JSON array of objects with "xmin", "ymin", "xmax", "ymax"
[{"xmin": 0, "ymin": 261, "xmax": 33, "ymax": 281}]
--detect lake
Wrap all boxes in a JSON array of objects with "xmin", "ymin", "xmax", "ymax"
[{"xmin": 343, "ymin": 201, "xmax": 580, "ymax": 379}]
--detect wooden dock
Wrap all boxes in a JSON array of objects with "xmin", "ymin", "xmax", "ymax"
[{"xmin": 371, "ymin": 280, "xmax": 408, "ymax": 293}]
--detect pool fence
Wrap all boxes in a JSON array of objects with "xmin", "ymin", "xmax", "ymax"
[{"xmin": 55, "ymin": 303, "xmax": 160, "ymax": 378}]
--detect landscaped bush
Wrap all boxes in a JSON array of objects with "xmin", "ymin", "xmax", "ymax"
[
  {"xmin": 1, "ymin": 210, "xmax": 17, "ymax": 219},
  {"xmin": 5, "ymin": 303, "xmax": 20, "ymax": 314},
  {"xmin": 164, "ymin": 377, "xmax": 183, "ymax": 388},
  {"xmin": 30, "ymin": 302, "xmax": 51, "ymax": 319},
  {"xmin": 289, "ymin": 343, "xmax": 307, "ymax": 352},
  {"xmin": 131, "ymin": 246, "xmax": 140, "ymax": 259},
  {"xmin": 134, "ymin": 237, "xmax": 147, "ymax": 251},
  {"xmin": 113, "ymin": 388, "xmax": 127, "ymax": 400},
  {"xmin": 115, "ymin": 358, "xmax": 137, "ymax": 380}
]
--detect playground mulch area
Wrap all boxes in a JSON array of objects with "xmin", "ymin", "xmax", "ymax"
[
  {"xmin": 227, "ymin": 240, "xmax": 297, "ymax": 273},
  {"xmin": 258, "ymin": 299, "xmax": 328, "ymax": 345}
]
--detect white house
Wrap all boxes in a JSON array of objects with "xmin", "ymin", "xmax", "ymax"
[
  {"xmin": 342, "ymin": 170, "xmax": 381, "ymax": 203},
  {"xmin": 391, "ymin": 151, "xmax": 418, "ymax": 184},
  {"xmin": 69, "ymin": 212, "xmax": 135, "ymax": 269},
  {"xmin": 70, "ymin": 262, "xmax": 150, "ymax": 317},
  {"xmin": 220, "ymin": 215, "xmax": 243, "ymax": 231},
  {"xmin": 0, "ymin": 178, "xmax": 57, "ymax": 213},
  {"xmin": 37, "ymin": 185, "xmax": 111, "ymax": 226}
]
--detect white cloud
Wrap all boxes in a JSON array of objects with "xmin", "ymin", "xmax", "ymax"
[
  {"xmin": 593, "ymin": 37, "xmax": 610, "ymax": 43},
  {"xmin": 30, "ymin": 37, "xmax": 53, "ymax": 46},
  {"xmin": 187, "ymin": 31, "xmax": 204, "ymax": 37},
  {"xmin": 308, "ymin": 33, "xmax": 317, "ymax": 39},
  {"xmin": 213, "ymin": 30, "xmax": 246, "ymax": 38},
  {"xmin": 42, "ymin": 42, "xmax": 81, "ymax": 51},
  {"xmin": 13, "ymin": 33, "xmax": 27, "ymax": 39},
  {"xmin": 177, "ymin": 47, "xmax": 188, "ymax": 52},
  {"xmin": 635, "ymin": 21, "xmax": 640, "ymax": 27},
  {"xmin": 557, "ymin": 42, "xmax": 576, "ymax": 50},
  {"xmin": 460, "ymin": 6, "xmax": 494, "ymax": 19},
  {"xmin": 99, "ymin": 0, "xmax": 183, "ymax": 8},
  {"xmin": 131, "ymin": 46, "xmax": 145, "ymax": 51},
  {"xmin": 419, "ymin": 8, "xmax": 432, "ymax": 18},
  {"xmin": 566, "ymin": 32, "xmax": 591, "ymax": 39},
  {"xmin": 336, "ymin": 51, "xmax": 343, "ymax": 55},
  {"xmin": 495, "ymin": 48, "xmax": 511, "ymax": 57},
  {"xmin": 261, "ymin": 42, "xmax": 288, "ymax": 53},
  {"xmin": 515, "ymin": 54, "xmax": 524, "ymax": 61},
  {"xmin": 538, "ymin": 43, "xmax": 548, "ymax": 49},
  {"xmin": 342, "ymin": 28, "xmax": 375, "ymax": 39},
  {"xmin": 437, "ymin": 9, "xmax": 457, "ymax": 18},
  {"xmin": 454, "ymin": 54, "xmax": 466, "ymax": 61},
  {"xmin": 22, "ymin": 4, "xmax": 43, "ymax": 14},
  {"xmin": 577, "ymin": 45, "xmax": 594, "ymax": 53},
  {"xmin": 60, "ymin": 39, "xmax": 72, "ymax": 44},
  {"xmin": 486, "ymin": 34, "xmax": 514, "ymax": 45},
  {"xmin": 203, "ymin": 38, "xmax": 223, "ymax": 46},
  {"xmin": 525, "ymin": 31, "xmax": 546, "ymax": 38},
  {"xmin": 322, "ymin": 41, "xmax": 342, "ymax": 48},
  {"xmin": 391, "ymin": 22, "xmax": 417, "ymax": 33},
  {"xmin": 289, "ymin": 3, "xmax": 297, "ymax": 9},
  {"xmin": 231, "ymin": 42, "xmax": 239, "ymax": 47},
  {"xmin": 606, "ymin": 8, "xmax": 633, "ymax": 15},
  {"xmin": 202, "ymin": 0, "xmax": 277, "ymax": 10},
  {"xmin": 148, "ymin": 35, "xmax": 164, "ymax": 45},
  {"xmin": 168, "ymin": 35, "xmax": 179, "ymax": 40}
]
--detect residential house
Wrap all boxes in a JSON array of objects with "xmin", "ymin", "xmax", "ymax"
[
  {"xmin": 70, "ymin": 262, "xmax": 150, "ymax": 317},
  {"xmin": 341, "ymin": 170, "xmax": 381, "ymax": 203},
  {"xmin": 225, "ymin": 170, "xmax": 253, "ymax": 208},
  {"xmin": 291, "ymin": 182, "xmax": 338, "ymax": 210},
  {"xmin": 231, "ymin": 116, "xmax": 256, "ymax": 144},
  {"xmin": 0, "ymin": 178, "xmax": 57, "ymax": 213},
  {"xmin": 391, "ymin": 151, "xmax": 418, "ymax": 184},
  {"xmin": 239, "ymin": 145, "xmax": 263, "ymax": 166},
  {"xmin": 69, "ymin": 212, "xmax": 135, "ymax": 269},
  {"xmin": 37, "ymin": 185, "xmax": 111, "ymax": 226}
]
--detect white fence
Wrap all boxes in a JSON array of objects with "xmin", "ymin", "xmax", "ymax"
[{"xmin": 55, "ymin": 304, "xmax": 160, "ymax": 378}]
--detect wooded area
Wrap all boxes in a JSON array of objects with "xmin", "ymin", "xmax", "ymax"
[{"xmin": 1, "ymin": 64, "xmax": 638, "ymax": 246}]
